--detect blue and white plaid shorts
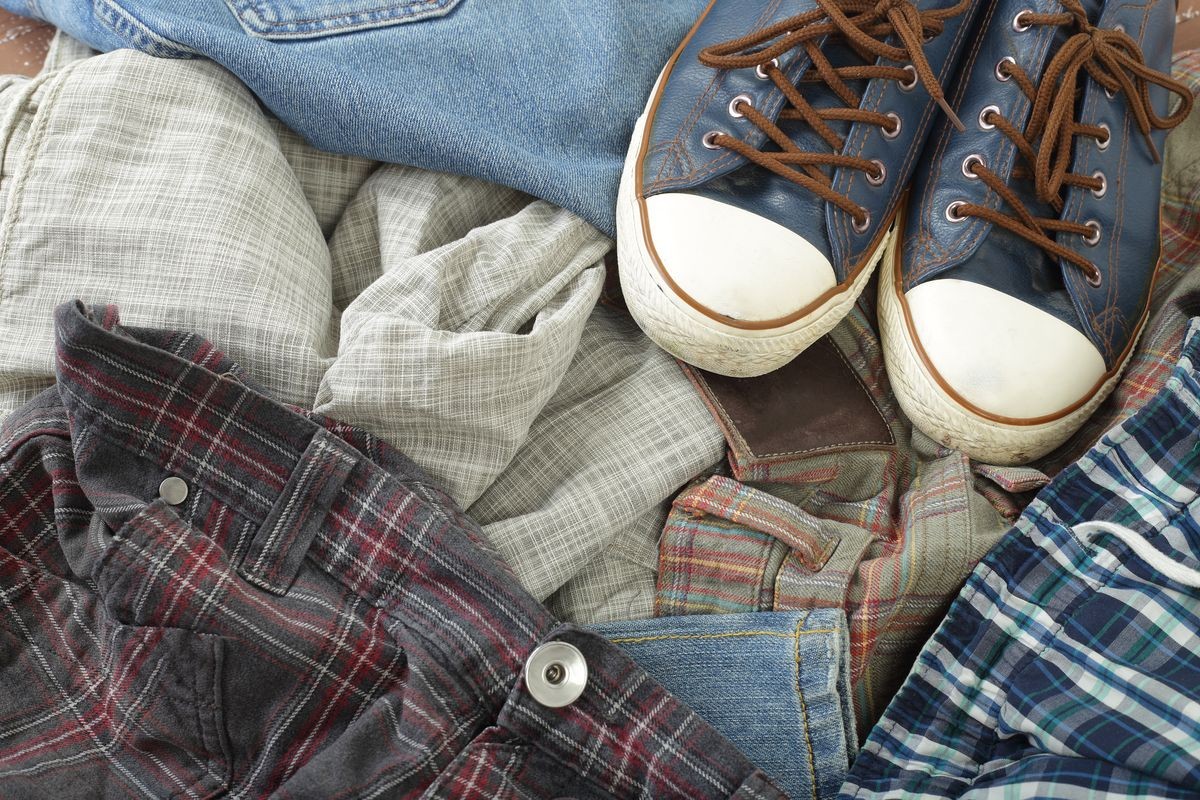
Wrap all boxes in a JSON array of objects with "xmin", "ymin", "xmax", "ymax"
[{"xmin": 842, "ymin": 320, "xmax": 1200, "ymax": 798}]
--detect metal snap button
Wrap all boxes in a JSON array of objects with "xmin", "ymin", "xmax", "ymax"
[
  {"xmin": 158, "ymin": 476, "xmax": 189, "ymax": 506},
  {"xmin": 524, "ymin": 641, "xmax": 587, "ymax": 708}
]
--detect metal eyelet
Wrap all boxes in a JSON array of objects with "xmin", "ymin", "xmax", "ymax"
[
  {"xmin": 852, "ymin": 210, "xmax": 872, "ymax": 233},
  {"xmin": 1091, "ymin": 170, "xmax": 1107, "ymax": 198},
  {"xmin": 728, "ymin": 94, "xmax": 753, "ymax": 118},
  {"xmin": 1082, "ymin": 220, "xmax": 1102, "ymax": 246},
  {"xmin": 945, "ymin": 201, "xmax": 968, "ymax": 222},
  {"xmin": 961, "ymin": 154, "xmax": 985, "ymax": 179},
  {"xmin": 1096, "ymin": 122, "xmax": 1111, "ymax": 150},
  {"xmin": 882, "ymin": 112, "xmax": 902, "ymax": 139},
  {"xmin": 755, "ymin": 58, "xmax": 780, "ymax": 80},
  {"xmin": 702, "ymin": 131, "xmax": 724, "ymax": 149},
  {"xmin": 1104, "ymin": 83, "xmax": 1117, "ymax": 100},
  {"xmin": 1013, "ymin": 10, "xmax": 1033, "ymax": 31},
  {"xmin": 979, "ymin": 105, "xmax": 1000, "ymax": 130},
  {"xmin": 866, "ymin": 160, "xmax": 887, "ymax": 186},
  {"xmin": 1085, "ymin": 270, "xmax": 1103, "ymax": 288},
  {"xmin": 899, "ymin": 64, "xmax": 918, "ymax": 91},
  {"xmin": 1113, "ymin": 23, "xmax": 1126, "ymax": 33},
  {"xmin": 996, "ymin": 56, "xmax": 1016, "ymax": 82}
]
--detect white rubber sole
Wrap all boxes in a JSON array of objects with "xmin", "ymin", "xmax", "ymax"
[
  {"xmin": 879, "ymin": 244, "xmax": 1138, "ymax": 465},
  {"xmin": 615, "ymin": 110, "xmax": 891, "ymax": 378}
]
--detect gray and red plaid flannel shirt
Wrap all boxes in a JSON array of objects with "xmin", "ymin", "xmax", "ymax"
[{"xmin": 0, "ymin": 302, "xmax": 785, "ymax": 799}]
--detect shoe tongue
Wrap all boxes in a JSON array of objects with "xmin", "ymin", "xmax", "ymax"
[
  {"xmin": 738, "ymin": 36, "xmax": 883, "ymax": 272},
  {"xmin": 1065, "ymin": 0, "xmax": 1104, "ymax": 24},
  {"xmin": 774, "ymin": 0, "xmax": 1109, "ymax": 160}
]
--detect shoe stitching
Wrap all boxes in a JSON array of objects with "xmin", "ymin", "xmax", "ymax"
[
  {"xmin": 910, "ymin": 8, "xmax": 1052, "ymax": 283},
  {"xmin": 836, "ymin": 0, "xmax": 978, "ymax": 267},
  {"xmin": 646, "ymin": 0, "xmax": 784, "ymax": 192}
]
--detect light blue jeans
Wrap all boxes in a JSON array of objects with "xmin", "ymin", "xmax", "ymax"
[
  {"xmin": 594, "ymin": 610, "xmax": 857, "ymax": 800},
  {"xmin": 3, "ymin": 0, "xmax": 709, "ymax": 236}
]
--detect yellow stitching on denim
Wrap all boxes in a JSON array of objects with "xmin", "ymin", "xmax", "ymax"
[
  {"xmin": 794, "ymin": 618, "xmax": 820, "ymax": 800},
  {"xmin": 608, "ymin": 629, "xmax": 837, "ymax": 644}
]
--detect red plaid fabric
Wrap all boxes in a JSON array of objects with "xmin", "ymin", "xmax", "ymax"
[{"xmin": 0, "ymin": 302, "xmax": 785, "ymax": 799}]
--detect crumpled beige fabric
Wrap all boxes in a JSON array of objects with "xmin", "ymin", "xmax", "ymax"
[{"xmin": 0, "ymin": 36, "xmax": 725, "ymax": 621}]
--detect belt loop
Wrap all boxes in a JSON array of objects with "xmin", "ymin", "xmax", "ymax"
[{"xmin": 238, "ymin": 428, "xmax": 358, "ymax": 594}]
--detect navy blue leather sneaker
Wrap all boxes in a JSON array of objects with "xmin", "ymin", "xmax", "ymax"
[
  {"xmin": 616, "ymin": 0, "xmax": 983, "ymax": 377},
  {"xmin": 880, "ymin": 0, "xmax": 1192, "ymax": 464}
]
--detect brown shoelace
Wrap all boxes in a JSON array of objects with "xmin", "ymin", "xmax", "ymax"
[
  {"xmin": 952, "ymin": 0, "xmax": 1193, "ymax": 285},
  {"xmin": 698, "ymin": 0, "xmax": 972, "ymax": 228}
]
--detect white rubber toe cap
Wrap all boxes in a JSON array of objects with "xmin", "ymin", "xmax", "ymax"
[
  {"xmin": 905, "ymin": 279, "xmax": 1107, "ymax": 419},
  {"xmin": 643, "ymin": 192, "xmax": 836, "ymax": 324}
]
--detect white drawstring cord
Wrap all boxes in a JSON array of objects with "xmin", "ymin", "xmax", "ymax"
[{"xmin": 1073, "ymin": 521, "xmax": 1200, "ymax": 589}]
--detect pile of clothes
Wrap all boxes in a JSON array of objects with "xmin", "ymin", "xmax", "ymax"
[{"xmin": 0, "ymin": 0, "xmax": 1195, "ymax": 797}]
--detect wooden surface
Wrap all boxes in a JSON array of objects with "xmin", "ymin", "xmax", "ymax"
[
  {"xmin": 1179, "ymin": 2, "xmax": 1200, "ymax": 53},
  {"xmin": 0, "ymin": 8, "xmax": 50, "ymax": 77}
]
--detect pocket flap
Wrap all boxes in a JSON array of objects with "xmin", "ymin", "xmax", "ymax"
[
  {"xmin": 673, "ymin": 475, "xmax": 837, "ymax": 571},
  {"xmin": 227, "ymin": 0, "xmax": 464, "ymax": 40},
  {"xmin": 106, "ymin": 624, "xmax": 231, "ymax": 797}
]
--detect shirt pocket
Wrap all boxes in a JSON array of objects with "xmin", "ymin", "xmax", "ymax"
[
  {"xmin": 0, "ymin": 549, "xmax": 231, "ymax": 798},
  {"xmin": 226, "ymin": 0, "xmax": 465, "ymax": 39},
  {"xmin": 103, "ymin": 623, "xmax": 232, "ymax": 799},
  {"xmin": 656, "ymin": 475, "xmax": 852, "ymax": 618}
]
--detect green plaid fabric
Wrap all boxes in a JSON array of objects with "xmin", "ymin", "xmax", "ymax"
[
  {"xmin": 657, "ymin": 52, "xmax": 1200, "ymax": 734},
  {"xmin": 842, "ymin": 309, "xmax": 1200, "ymax": 800}
]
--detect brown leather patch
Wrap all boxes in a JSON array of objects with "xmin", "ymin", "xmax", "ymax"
[{"xmin": 684, "ymin": 335, "xmax": 894, "ymax": 462}]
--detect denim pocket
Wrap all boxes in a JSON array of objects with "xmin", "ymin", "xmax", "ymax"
[{"xmin": 226, "ymin": 0, "xmax": 465, "ymax": 39}]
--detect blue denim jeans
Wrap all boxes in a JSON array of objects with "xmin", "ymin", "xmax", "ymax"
[
  {"xmin": 595, "ymin": 610, "xmax": 857, "ymax": 800},
  {"xmin": 2, "ymin": 0, "xmax": 709, "ymax": 236}
]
